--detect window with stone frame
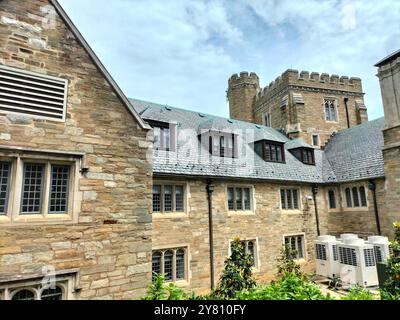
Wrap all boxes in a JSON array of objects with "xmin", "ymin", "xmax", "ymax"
[
  {"xmin": 0, "ymin": 154, "xmax": 80, "ymax": 224},
  {"xmin": 227, "ymin": 187, "xmax": 252, "ymax": 211},
  {"xmin": 151, "ymin": 247, "xmax": 187, "ymax": 282},
  {"xmin": 280, "ymin": 188, "xmax": 300, "ymax": 210},
  {"xmin": 312, "ymin": 134, "xmax": 319, "ymax": 147},
  {"xmin": 147, "ymin": 120, "xmax": 176, "ymax": 152},
  {"xmin": 0, "ymin": 272, "xmax": 77, "ymax": 300},
  {"xmin": 152, "ymin": 183, "xmax": 186, "ymax": 213},
  {"xmin": 344, "ymin": 185, "xmax": 368, "ymax": 208},
  {"xmin": 264, "ymin": 113, "xmax": 272, "ymax": 127},
  {"xmin": 229, "ymin": 239, "xmax": 258, "ymax": 267},
  {"xmin": 284, "ymin": 234, "xmax": 305, "ymax": 259},
  {"xmin": 254, "ymin": 140, "xmax": 285, "ymax": 163},
  {"xmin": 324, "ymin": 99, "xmax": 337, "ymax": 122}
]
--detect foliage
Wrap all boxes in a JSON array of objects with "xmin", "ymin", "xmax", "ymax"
[
  {"xmin": 342, "ymin": 285, "xmax": 374, "ymax": 300},
  {"xmin": 381, "ymin": 221, "xmax": 400, "ymax": 300},
  {"xmin": 142, "ymin": 273, "xmax": 188, "ymax": 300},
  {"xmin": 236, "ymin": 272, "xmax": 331, "ymax": 300},
  {"xmin": 214, "ymin": 237, "xmax": 256, "ymax": 299},
  {"xmin": 276, "ymin": 244, "xmax": 302, "ymax": 277}
]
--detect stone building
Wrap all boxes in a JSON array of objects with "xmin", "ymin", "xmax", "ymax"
[
  {"xmin": 227, "ymin": 70, "xmax": 368, "ymax": 147},
  {"xmin": 0, "ymin": 0, "xmax": 153, "ymax": 300},
  {"xmin": 375, "ymin": 50, "xmax": 400, "ymax": 237}
]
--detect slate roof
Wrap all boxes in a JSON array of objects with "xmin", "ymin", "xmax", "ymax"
[
  {"xmin": 130, "ymin": 98, "xmax": 385, "ymax": 184},
  {"xmin": 323, "ymin": 117, "xmax": 385, "ymax": 182}
]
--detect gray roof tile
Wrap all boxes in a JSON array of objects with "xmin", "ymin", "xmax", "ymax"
[{"xmin": 130, "ymin": 98, "xmax": 384, "ymax": 184}]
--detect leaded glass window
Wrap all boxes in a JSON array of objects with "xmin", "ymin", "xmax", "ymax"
[
  {"xmin": 49, "ymin": 165, "xmax": 70, "ymax": 214},
  {"xmin": 21, "ymin": 163, "xmax": 45, "ymax": 214}
]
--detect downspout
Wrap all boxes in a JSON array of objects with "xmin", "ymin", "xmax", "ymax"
[
  {"xmin": 206, "ymin": 180, "xmax": 215, "ymax": 290},
  {"xmin": 368, "ymin": 180, "xmax": 381, "ymax": 235},
  {"xmin": 344, "ymin": 98, "xmax": 350, "ymax": 128},
  {"xmin": 312, "ymin": 184, "xmax": 321, "ymax": 236}
]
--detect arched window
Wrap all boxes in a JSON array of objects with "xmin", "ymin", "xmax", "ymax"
[
  {"xmin": 164, "ymin": 250, "xmax": 173, "ymax": 281},
  {"xmin": 220, "ymin": 136, "xmax": 225, "ymax": 157},
  {"xmin": 325, "ymin": 99, "xmax": 337, "ymax": 121},
  {"xmin": 152, "ymin": 251, "xmax": 162, "ymax": 276},
  {"xmin": 359, "ymin": 186, "xmax": 367, "ymax": 207},
  {"xmin": 345, "ymin": 188, "xmax": 352, "ymax": 207},
  {"xmin": 11, "ymin": 289, "xmax": 35, "ymax": 300},
  {"xmin": 352, "ymin": 187, "xmax": 360, "ymax": 207},
  {"xmin": 41, "ymin": 286, "xmax": 63, "ymax": 300},
  {"xmin": 175, "ymin": 249, "xmax": 185, "ymax": 280}
]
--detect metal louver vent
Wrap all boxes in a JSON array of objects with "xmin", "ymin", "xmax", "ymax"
[
  {"xmin": 315, "ymin": 244, "xmax": 327, "ymax": 260},
  {"xmin": 339, "ymin": 246, "xmax": 357, "ymax": 266},
  {"xmin": 332, "ymin": 245, "xmax": 339, "ymax": 261},
  {"xmin": 364, "ymin": 248, "xmax": 376, "ymax": 267},
  {"xmin": 374, "ymin": 246, "xmax": 383, "ymax": 263},
  {"xmin": 0, "ymin": 65, "xmax": 68, "ymax": 121}
]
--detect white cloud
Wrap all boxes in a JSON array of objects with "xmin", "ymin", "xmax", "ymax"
[{"xmin": 58, "ymin": 0, "xmax": 400, "ymax": 119}]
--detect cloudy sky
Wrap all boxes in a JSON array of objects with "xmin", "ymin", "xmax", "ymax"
[{"xmin": 58, "ymin": 0, "xmax": 400, "ymax": 120}]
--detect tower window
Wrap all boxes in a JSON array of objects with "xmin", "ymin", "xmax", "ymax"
[
  {"xmin": 312, "ymin": 135, "xmax": 319, "ymax": 146},
  {"xmin": 264, "ymin": 113, "xmax": 272, "ymax": 127},
  {"xmin": 324, "ymin": 99, "xmax": 337, "ymax": 122}
]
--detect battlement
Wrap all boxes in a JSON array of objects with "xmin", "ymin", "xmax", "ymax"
[
  {"xmin": 228, "ymin": 71, "xmax": 260, "ymax": 88},
  {"xmin": 256, "ymin": 69, "xmax": 363, "ymax": 101}
]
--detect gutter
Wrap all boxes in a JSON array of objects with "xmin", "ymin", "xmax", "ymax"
[
  {"xmin": 344, "ymin": 98, "xmax": 350, "ymax": 128},
  {"xmin": 312, "ymin": 184, "xmax": 321, "ymax": 236},
  {"xmin": 206, "ymin": 180, "xmax": 215, "ymax": 291},
  {"xmin": 368, "ymin": 179, "xmax": 382, "ymax": 235}
]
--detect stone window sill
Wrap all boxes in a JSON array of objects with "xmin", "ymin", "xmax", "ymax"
[
  {"xmin": 152, "ymin": 212, "xmax": 188, "ymax": 219},
  {"xmin": 227, "ymin": 210, "xmax": 255, "ymax": 216}
]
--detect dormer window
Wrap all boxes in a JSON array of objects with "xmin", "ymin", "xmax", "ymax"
[
  {"xmin": 254, "ymin": 140, "xmax": 285, "ymax": 163},
  {"xmin": 289, "ymin": 147, "xmax": 315, "ymax": 165},
  {"xmin": 147, "ymin": 120, "xmax": 176, "ymax": 152},
  {"xmin": 201, "ymin": 131, "xmax": 237, "ymax": 158}
]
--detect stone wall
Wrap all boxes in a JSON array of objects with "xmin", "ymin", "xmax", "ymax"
[
  {"xmin": 0, "ymin": 0, "xmax": 152, "ymax": 299},
  {"xmin": 152, "ymin": 177, "xmax": 319, "ymax": 294}
]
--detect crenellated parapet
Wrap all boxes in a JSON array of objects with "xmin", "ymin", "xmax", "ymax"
[
  {"xmin": 228, "ymin": 71, "xmax": 260, "ymax": 91},
  {"xmin": 256, "ymin": 69, "xmax": 363, "ymax": 102}
]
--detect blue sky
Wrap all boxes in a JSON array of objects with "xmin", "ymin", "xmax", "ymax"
[{"xmin": 58, "ymin": 0, "xmax": 400, "ymax": 120}]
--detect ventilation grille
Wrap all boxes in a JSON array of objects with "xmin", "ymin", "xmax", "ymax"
[
  {"xmin": 332, "ymin": 244, "xmax": 339, "ymax": 261},
  {"xmin": 0, "ymin": 65, "xmax": 68, "ymax": 121},
  {"xmin": 315, "ymin": 243, "xmax": 327, "ymax": 260},
  {"xmin": 339, "ymin": 246, "xmax": 357, "ymax": 266},
  {"xmin": 364, "ymin": 248, "xmax": 376, "ymax": 267},
  {"xmin": 373, "ymin": 246, "xmax": 383, "ymax": 263}
]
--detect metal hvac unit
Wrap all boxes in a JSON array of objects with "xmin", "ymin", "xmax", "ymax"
[
  {"xmin": 338, "ymin": 238, "xmax": 379, "ymax": 288},
  {"xmin": 339, "ymin": 233, "xmax": 358, "ymax": 241},
  {"xmin": 315, "ymin": 235, "xmax": 340, "ymax": 279},
  {"xmin": 366, "ymin": 236, "xmax": 391, "ymax": 263}
]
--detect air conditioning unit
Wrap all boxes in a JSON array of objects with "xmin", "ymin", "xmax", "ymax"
[
  {"xmin": 338, "ymin": 238, "xmax": 379, "ymax": 288},
  {"xmin": 366, "ymin": 236, "xmax": 391, "ymax": 263},
  {"xmin": 315, "ymin": 235, "xmax": 340, "ymax": 279}
]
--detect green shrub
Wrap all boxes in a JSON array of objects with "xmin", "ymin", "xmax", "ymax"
[
  {"xmin": 214, "ymin": 237, "xmax": 256, "ymax": 299},
  {"xmin": 342, "ymin": 285, "xmax": 374, "ymax": 300},
  {"xmin": 142, "ymin": 273, "xmax": 188, "ymax": 300},
  {"xmin": 381, "ymin": 221, "xmax": 400, "ymax": 300},
  {"xmin": 236, "ymin": 272, "xmax": 330, "ymax": 300}
]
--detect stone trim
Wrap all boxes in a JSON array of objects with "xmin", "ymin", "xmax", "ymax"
[{"xmin": 254, "ymin": 85, "xmax": 364, "ymax": 113}]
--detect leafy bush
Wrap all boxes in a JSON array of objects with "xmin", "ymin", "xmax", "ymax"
[
  {"xmin": 236, "ymin": 272, "xmax": 330, "ymax": 300},
  {"xmin": 381, "ymin": 221, "xmax": 400, "ymax": 300},
  {"xmin": 214, "ymin": 237, "xmax": 256, "ymax": 299},
  {"xmin": 342, "ymin": 285, "xmax": 374, "ymax": 300},
  {"xmin": 142, "ymin": 273, "xmax": 188, "ymax": 300}
]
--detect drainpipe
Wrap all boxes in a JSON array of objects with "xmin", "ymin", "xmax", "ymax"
[
  {"xmin": 368, "ymin": 179, "xmax": 381, "ymax": 235},
  {"xmin": 206, "ymin": 180, "xmax": 215, "ymax": 290},
  {"xmin": 344, "ymin": 98, "xmax": 350, "ymax": 129},
  {"xmin": 312, "ymin": 184, "xmax": 321, "ymax": 236}
]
